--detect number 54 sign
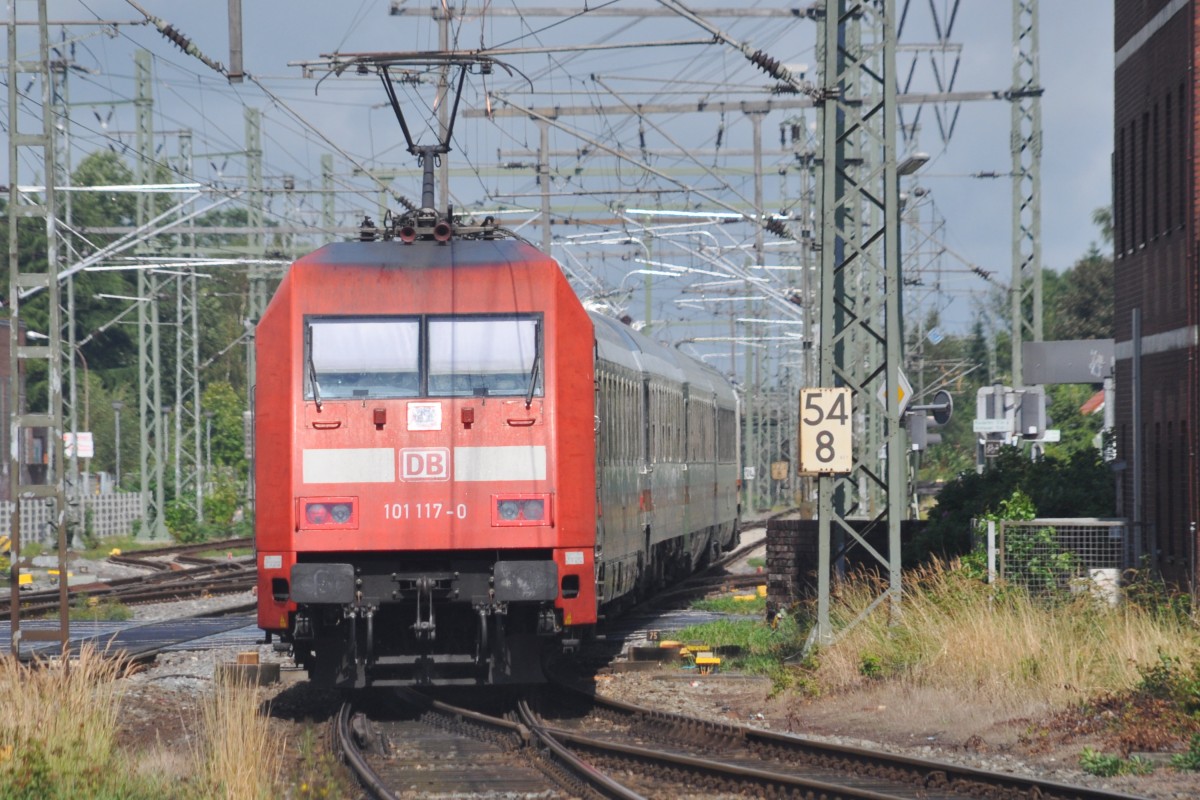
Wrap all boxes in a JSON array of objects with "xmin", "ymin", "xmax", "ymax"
[{"xmin": 799, "ymin": 388, "xmax": 853, "ymax": 474}]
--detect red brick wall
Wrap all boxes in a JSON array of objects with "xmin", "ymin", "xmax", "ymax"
[{"xmin": 1112, "ymin": 0, "xmax": 1197, "ymax": 586}]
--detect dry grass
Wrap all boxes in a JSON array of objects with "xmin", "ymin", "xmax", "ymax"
[
  {"xmin": 0, "ymin": 644, "xmax": 169, "ymax": 798},
  {"xmin": 814, "ymin": 560, "xmax": 1199, "ymax": 710},
  {"xmin": 193, "ymin": 674, "xmax": 285, "ymax": 800},
  {"xmin": 0, "ymin": 644, "xmax": 291, "ymax": 798}
]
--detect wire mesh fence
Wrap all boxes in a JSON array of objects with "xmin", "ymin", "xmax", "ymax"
[{"xmin": 980, "ymin": 518, "xmax": 1134, "ymax": 600}]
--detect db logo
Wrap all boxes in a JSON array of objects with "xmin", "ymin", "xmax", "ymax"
[{"xmin": 400, "ymin": 448, "xmax": 450, "ymax": 481}]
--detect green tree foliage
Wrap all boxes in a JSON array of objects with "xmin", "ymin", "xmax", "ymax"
[
  {"xmin": 910, "ymin": 447, "xmax": 1115, "ymax": 561},
  {"xmin": 1046, "ymin": 245, "xmax": 1113, "ymax": 341},
  {"xmin": 202, "ymin": 381, "xmax": 247, "ymax": 475},
  {"xmin": 914, "ymin": 208, "xmax": 1114, "ymax": 484},
  {"xmin": 68, "ymin": 153, "xmax": 142, "ymax": 384}
]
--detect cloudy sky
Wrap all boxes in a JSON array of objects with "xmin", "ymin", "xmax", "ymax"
[{"xmin": 15, "ymin": 1, "xmax": 1114, "ymax": 336}]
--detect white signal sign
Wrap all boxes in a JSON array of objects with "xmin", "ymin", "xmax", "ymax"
[{"xmin": 799, "ymin": 388, "xmax": 853, "ymax": 474}]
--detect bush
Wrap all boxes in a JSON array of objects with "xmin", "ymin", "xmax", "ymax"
[
  {"xmin": 203, "ymin": 473, "xmax": 242, "ymax": 528},
  {"xmin": 164, "ymin": 498, "xmax": 203, "ymax": 544},
  {"xmin": 912, "ymin": 447, "xmax": 1114, "ymax": 561},
  {"xmin": 1171, "ymin": 735, "xmax": 1200, "ymax": 771},
  {"xmin": 1080, "ymin": 747, "xmax": 1155, "ymax": 777}
]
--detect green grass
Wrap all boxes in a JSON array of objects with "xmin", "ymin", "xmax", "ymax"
[
  {"xmin": 691, "ymin": 594, "xmax": 767, "ymax": 615},
  {"xmin": 74, "ymin": 536, "xmax": 160, "ymax": 560},
  {"xmin": 192, "ymin": 546, "xmax": 254, "ymax": 559},
  {"xmin": 673, "ymin": 615, "xmax": 808, "ymax": 693},
  {"xmin": 1171, "ymin": 735, "xmax": 1200, "ymax": 771},
  {"xmin": 286, "ymin": 724, "xmax": 353, "ymax": 798}
]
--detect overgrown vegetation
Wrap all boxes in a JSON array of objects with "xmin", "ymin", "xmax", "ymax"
[
  {"xmin": 813, "ymin": 561, "xmax": 1196, "ymax": 708},
  {"xmin": 0, "ymin": 644, "xmax": 299, "ymax": 798},
  {"xmin": 691, "ymin": 593, "xmax": 766, "ymax": 615},
  {"xmin": 1079, "ymin": 747, "xmax": 1155, "ymax": 777},
  {"xmin": 289, "ymin": 724, "xmax": 353, "ymax": 798},
  {"xmin": 912, "ymin": 447, "xmax": 1114, "ymax": 560},
  {"xmin": 674, "ymin": 612, "xmax": 808, "ymax": 693},
  {"xmin": 0, "ymin": 646, "xmax": 166, "ymax": 799}
]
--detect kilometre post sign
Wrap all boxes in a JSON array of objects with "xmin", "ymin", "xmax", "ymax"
[{"xmin": 798, "ymin": 388, "xmax": 852, "ymax": 474}]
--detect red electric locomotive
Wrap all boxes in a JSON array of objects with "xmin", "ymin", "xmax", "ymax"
[{"xmin": 254, "ymin": 69, "xmax": 738, "ymax": 686}]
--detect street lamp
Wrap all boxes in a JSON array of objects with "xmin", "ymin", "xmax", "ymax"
[
  {"xmin": 162, "ymin": 406, "xmax": 172, "ymax": 498},
  {"xmin": 897, "ymin": 151, "xmax": 930, "ymax": 176},
  {"xmin": 204, "ymin": 411, "xmax": 215, "ymax": 481},
  {"xmin": 111, "ymin": 401, "xmax": 123, "ymax": 487}
]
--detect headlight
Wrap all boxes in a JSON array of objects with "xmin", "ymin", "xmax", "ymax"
[
  {"xmin": 522, "ymin": 499, "xmax": 544, "ymax": 520},
  {"xmin": 492, "ymin": 494, "xmax": 551, "ymax": 526}
]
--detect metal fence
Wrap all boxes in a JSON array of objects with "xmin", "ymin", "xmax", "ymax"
[
  {"xmin": 985, "ymin": 518, "xmax": 1132, "ymax": 600},
  {"xmin": 0, "ymin": 492, "xmax": 143, "ymax": 544}
]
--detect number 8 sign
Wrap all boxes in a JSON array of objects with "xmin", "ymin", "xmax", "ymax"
[{"xmin": 798, "ymin": 388, "xmax": 853, "ymax": 474}]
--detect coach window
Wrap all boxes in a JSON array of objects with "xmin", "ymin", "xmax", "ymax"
[
  {"xmin": 428, "ymin": 316, "xmax": 541, "ymax": 398},
  {"xmin": 307, "ymin": 318, "xmax": 420, "ymax": 399}
]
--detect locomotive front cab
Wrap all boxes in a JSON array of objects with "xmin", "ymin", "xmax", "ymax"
[{"xmin": 255, "ymin": 242, "xmax": 599, "ymax": 688}]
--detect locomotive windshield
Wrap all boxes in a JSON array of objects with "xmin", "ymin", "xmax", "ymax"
[
  {"xmin": 309, "ymin": 318, "xmax": 421, "ymax": 399},
  {"xmin": 305, "ymin": 315, "xmax": 542, "ymax": 400},
  {"xmin": 428, "ymin": 317, "xmax": 539, "ymax": 397}
]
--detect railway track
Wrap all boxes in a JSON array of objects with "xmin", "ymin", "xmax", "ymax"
[
  {"xmin": 335, "ymin": 683, "xmax": 1146, "ymax": 800},
  {"xmin": 334, "ymin": 689, "xmax": 616, "ymax": 799},
  {"xmin": 2, "ymin": 539, "xmax": 256, "ymax": 620}
]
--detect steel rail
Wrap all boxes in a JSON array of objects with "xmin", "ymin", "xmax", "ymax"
[
  {"xmin": 1, "ymin": 563, "xmax": 254, "ymax": 620},
  {"xmin": 105, "ymin": 536, "xmax": 252, "ymax": 559},
  {"xmin": 543, "ymin": 678, "xmax": 1147, "ymax": 800},
  {"xmin": 335, "ymin": 690, "xmax": 613, "ymax": 800},
  {"xmin": 515, "ymin": 698, "xmax": 644, "ymax": 800},
  {"xmin": 334, "ymin": 703, "xmax": 399, "ymax": 800}
]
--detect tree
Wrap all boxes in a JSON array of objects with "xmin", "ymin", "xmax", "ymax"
[{"xmin": 1046, "ymin": 245, "xmax": 1114, "ymax": 341}]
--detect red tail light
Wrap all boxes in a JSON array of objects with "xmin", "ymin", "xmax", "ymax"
[{"xmin": 298, "ymin": 497, "xmax": 358, "ymax": 530}]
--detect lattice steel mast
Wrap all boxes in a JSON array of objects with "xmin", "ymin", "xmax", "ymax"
[
  {"xmin": 814, "ymin": 0, "xmax": 906, "ymax": 645},
  {"xmin": 7, "ymin": 0, "xmax": 69, "ymax": 654},
  {"xmin": 135, "ymin": 48, "xmax": 166, "ymax": 538},
  {"xmin": 1010, "ymin": 0, "xmax": 1042, "ymax": 385}
]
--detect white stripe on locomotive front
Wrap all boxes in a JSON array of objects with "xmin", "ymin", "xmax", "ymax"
[
  {"xmin": 300, "ymin": 445, "xmax": 547, "ymax": 483},
  {"xmin": 302, "ymin": 447, "xmax": 396, "ymax": 483},
  {"xmin": 453, "ymin": 445, "xmax": 546, "ymax": 481}
]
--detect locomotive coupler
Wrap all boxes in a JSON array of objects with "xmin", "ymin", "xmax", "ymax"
[{"xmin": 412, "ymin": 576, "xmax": 437, "ymax": 641}]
